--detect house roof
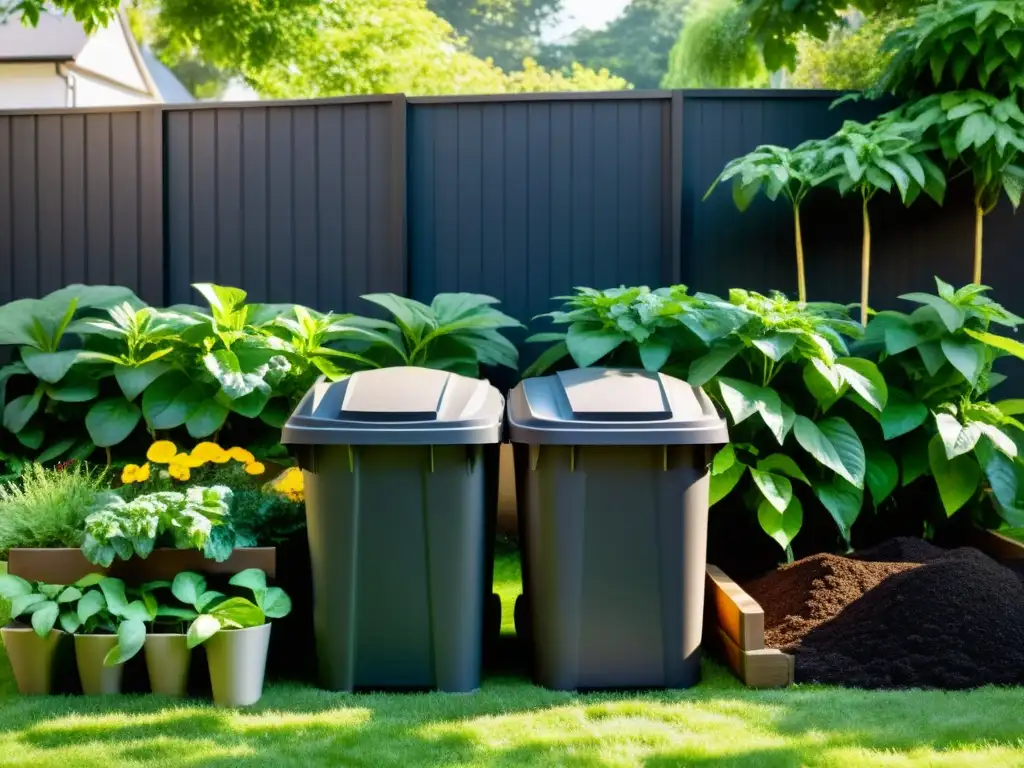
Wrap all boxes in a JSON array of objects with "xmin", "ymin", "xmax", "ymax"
[
  {"xmin": 0, "ymin": 10, "xmax": 89, "ymax": 62},
  {"xmin": 140, "ymin": 46, "xmax": 194, "ymax": 103}
]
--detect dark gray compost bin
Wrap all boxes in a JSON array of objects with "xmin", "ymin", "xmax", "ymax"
[
  {"xmin": 507, "ymin": 368, "xmax": 729, "ymax": 690},
  {"xmin": 282, "ymin": 366, "xmax": 504, "ymax": 692}
]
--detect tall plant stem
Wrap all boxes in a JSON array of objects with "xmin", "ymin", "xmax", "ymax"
[
  {"xmin": 793, "ymin": 204, "xmax": 806, "ymax": 303},
  {"xmin": 973, "ymin": 203, "xmax": 984, "ymax": 284},
  {"xmin": 860, "ymin": 195, "xmax": 871, "ymax": 327}
]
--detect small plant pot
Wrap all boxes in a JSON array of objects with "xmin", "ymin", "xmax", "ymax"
[
  {"xmin": 1, "ymin": 626, "xmax": 63, "ymax": 695},
  {"xmin": 145, "ymin": 634, "xmax": 191, "ymax": 697},
  {"xmin": 204, "ymin": 623, "xmax": 271, "ymax": 707},
  {"xmin": 74, "ymin": 634, "xmax": 124, "ymax": 695}
]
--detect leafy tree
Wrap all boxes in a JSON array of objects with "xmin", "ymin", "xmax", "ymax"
[
  {"xmin": 876, "ymin": 0, "xmax": 1024, "ymax": 99},
  {"xmin": 810, "ymin": 117, "xmax": 946, "ymax": 324},
  {"xmin": 705, "ymin": 143, "xmax": 821, "ymax": 302},
  {"xmin": 896, "ymin": 92, "xmax": 1024, "ymax": 283},
  {"xmin": 426, "ymin": 0, "xmax": 561, "ymax": 72},
  {"xmin": 541, "ymin": 0, "xmax": 690, "ymax": 90},
  {"xmin": 791, "ymin": 12, "xmax": 904, "ymax": 89},
  {"xmin": 661, "ymin": 0, "xmax": 769, "ymax": 87},
  {"xmin": 2, "ymin": 0, "xmax": 123, "ymax": 30}
]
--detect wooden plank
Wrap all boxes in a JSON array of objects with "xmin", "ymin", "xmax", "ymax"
[
  {"xmin": 970, "ymin": 528, "xmax": 1024, "ymax": 560},
  {"xmin": 717, "ymin": 629, "xmax": 794, "ymax": 688},
  {"xmin": 706, "ymin": 563, "xmax": 764, "ymax": 651}
]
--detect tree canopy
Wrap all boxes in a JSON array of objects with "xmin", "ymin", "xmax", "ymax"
[{"xmin": 662, "ymin": 0, "xmax": 769, "ymax": 88}]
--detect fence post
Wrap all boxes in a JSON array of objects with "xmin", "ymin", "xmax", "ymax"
[
  {"xmin": 139, "ymin": 105, "xmax": 165, "ymax": 306},
  {"xmin": 390, "ymin": 94, "xmax": 409, "ymax": 296},
  {"xmin": 662, "ymin": 92, "xmax": 684, "ymax": 286}
]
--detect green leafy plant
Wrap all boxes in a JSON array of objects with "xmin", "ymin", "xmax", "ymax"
[
  {"xmin": 895, "ymin": 92, "xmax": 1024, "ymax": 282},
  {"xmin": 704, "ymin": 142, "xmax": 822, "ymax": 302},
  {"xmin": 523, "ymin": 285, "xmax": 747, "ymax": 377},
  {"xmin": 81, "ymin": 485, "xmax": 235, "ymax": 567},
  {"xmin": 877, "ymin": 0, "xmax": 1024, "ymax": 99},
  {"xmin": 809, "ymin": 117, "xmax": 947, "ymax": 324},
  {"xmin": 227, "ymin": 488, "xmax": 306, "ymax": 547},
  {"xmin": 859, "ymin": 278, "xmax": 1024, "ymax": 525},
  {"xmin": 72, "ymin": 576, "xmax": 159, "ymax": 666},
  {"xmin": 338, "ymin": 293, "xmax": 522, "ymax": 376},
  {"xmin": 0, "ymin": 572, "xmax": 102, "ymax": 637},
  {"xmin": 0, "ymin": 462, "xmax": 108, "ymax": 557},
  {"xmin": 171, "ymin": 569, "xmax": 291, "ymax": 649}
]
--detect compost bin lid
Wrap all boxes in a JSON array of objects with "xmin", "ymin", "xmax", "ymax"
[
  {"xmin": 281, "ymin": 367, "xmax": 504, "ymax": 446},
  {"xmin": 506, "ymin": 368, "xmax": 728, "ymax": 445}
]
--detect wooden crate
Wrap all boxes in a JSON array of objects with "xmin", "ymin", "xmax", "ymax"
[{"xmin": 704, "ymin": 564, "xmax": 794, "ymax": 688}]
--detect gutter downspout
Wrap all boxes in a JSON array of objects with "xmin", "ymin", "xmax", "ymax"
[{"xmin": 56, "ymin": 63, "xmax": 77, "ymax": 107}]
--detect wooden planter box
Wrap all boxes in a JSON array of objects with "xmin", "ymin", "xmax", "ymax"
[
  {"xmin": 7, "ymin": 547, "xmax": 276, "ymax": 584},
  {"xmin": 969, "ymin": 528, "xmax": 1024, "ymax": 560},
  {"xmin": 704, "ymin": 564, "xmax": 794, "ymax": 688}
]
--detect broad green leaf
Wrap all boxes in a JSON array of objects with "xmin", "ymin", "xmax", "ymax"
[
  {"xmin": 565, "ymin": 324, "xmax": 627, "ymax": 368},
  {"xmin": 977, "ymin": 423, "xmax": 1018, "ymax": 458},
  {"xmin": 11, "ymin": 594, "xmax": 45, "ymax": 617},
  {"xmin": 638, "ymin": 339, "xmax": 671, "ymax": 372},
  {"xmin": 193, "ymin": 283, "xmax": 247, "ymax": 318},
  {"xmin": 142, "ymin": 372, "xmax": 205, "ymax": 430},
  {"xmin": 228, "ymin": 569, "xmax": 267, "ymax": 594},
  {"xmin": 74, "ymin": 573, "xmax": 105, "ymax": 588},
  {"xmin": 710, "ymin": 462, "xmax": 745, "ymax": 505},
  {"xmin": 77, "ymin": 590, "xmax": 106, "ymax": 623},
  {"xmin": 898, "ymin": 292, "xmax": 965, "ymax": 332},
  {"xmin": 977, "ymin": 440, "xmax": 1024, "ymax": 514},
  {"xmin": 928, "ymin": 434, "xmax": 981, "ymax": 516},
  {"xmin": 196, "ymin": 590, "xmax": 225, "ymax": 613},
  {"xmin": 750, "ymin": 469, "xmax": 793, "ymax": 513},
  {"xmin": 813, "ymin": 476, "xmax": 863, "ymax": 545},
  {"xmin": 21, "ymin": 348, "xmax": 80, "ymax": 384},
  {"xmin": 36, "ymin": 435, "xmax": 77, "ymax": 463},
  {"xmin": 209, "ymin": 597, "xmax": 265, "ymax": 629},
  {"xmin": 881, "ymin": 388, "xmax": 929, "ymax": 440},
  {"xmin": 186, "ymin": 614, "xmax": 222, "ymax": 649},
  {"xmin": 793, "ymin": 416, "xmax": 865, "ymax": 488},
  {"xmin": 935, "ymin": 412, "xmax": 982, "ymax": 459},
  {"xmin": 522, "ymin": 341, "xmax": 570, "ymax": 378},
  {"xmin": 104, "ymin": 619, "xmax": 146, "ymax": 666},
  {"xmin": 203, "ymin": 350, "xmax": 270, "ymax": 400},
  {"xmin": 965, "ymin": 328, "xmax": 1024, "ymax": 360},
  {"xmin": 756, "ymin": 454, "xmax": 810, "ymax": 485},
  {"xmin": 917, "ymin": 341, "xmax": 947, "ymax": 377},
  {"xmin": 686, "ymin": 345, "xmax": 739, "ymax": 388},
  {"xmin": 85, "ymin": 397, "xmax": 141, "ymax": 448},
  {"xmin": 803, "ymin": 359, "xmax": 845, "ymax": 410},
  {"xmin": 3, "ymin": 387, "xmax": 43, "ymax": 433},
  {"xmin": 902, "ymin": 432, "xmax": 931, "ymax": 487},
  {"xmin": 30, "ymin": 601, "xmax": 59, "ymax": 637},
  {"xmin": 717, "ymin": 377, "xmax": 786, "ymax": 444},
  {"xmin": 360, "ymin": 293, "xmax": 433, "ymax": 341},
  {"xmin": 757, "ymin": 497, "xmax": 803, "ymax": 553},
  {"xmin": 99, "ymin": 578, "xmax": 129, "ymax": 616},
  {"xmin": 56, "ymin": 586, "xmax": 82, "ymax": 604},
  {"xmin": 752, "ymin": 333, "xmax": 797, "ymax": 361},
  {"xmin": 940, "ymin": 338, "xmax": 986, "ymax": 386},
  {"xmin": 186, "ymin": 400, "xmax": 229, "ymax": 439},
  {"xmin": 260, "ymin": 587, "xmax": 292, "ymax": 619},
  {"xmin": 115, "ymin": 361, "xmax": 170, "ymax": 402},
  {"xmin": 172, "ymin": 572, "xmax": 207, "ymax": 608},
  {"xmin": 46, "ymin": 373, "xmax": 100, "ymax": 403},
  {"xmin": 865, "ymin": 449, "xmax": 899, "ymax": 506},
  {"xmin": 711, "ymin": 444, "xmax": 736, "ymax": 475},
  {"xmin": 0, "ymin": 574, "xmax": 33, "ymax": 598},
  {"xmin": 59, "ymin": 609, "xmax": 81, "ymax": 634},
  {"xmin": 836, "ymin": 357, "xmax": 887, "ymax": 412}
]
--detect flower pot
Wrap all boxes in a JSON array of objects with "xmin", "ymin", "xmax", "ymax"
[
  {"xmin": 145, "ymin": 634, "xmax": 191, "ymax": 697},
  {"xmin": 205, "ymin": 623, "xmax": 271, "ymax": 707},
  {"xmin": 74, "ymin": 634, "xmax": 124, "ymax": 695},
  {"xmin": 1, "ymin": 626, "xmax": 63, "ymax": 695}
]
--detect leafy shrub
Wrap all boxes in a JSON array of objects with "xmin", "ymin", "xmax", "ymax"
[
  {"xmin": 0, "ymin": 572, "xmax": 102, "ymax": 637},
  {"xmin": 82, "ymin": 485, "xmax": 235, "ymax": 566},
  {"xmin": 228, "ymin": 488, "xmax": 305, "ymax": 547},
  {"xmin": 0, "ymin": 463, "xmax": 109, "ymax": 557}
]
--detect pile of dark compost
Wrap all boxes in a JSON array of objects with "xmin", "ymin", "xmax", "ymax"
[{"xmin": 742, "ymin": 538, "xmax": 1024, "ymax": 689}]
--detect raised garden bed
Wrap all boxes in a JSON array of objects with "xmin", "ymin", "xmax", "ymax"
[{"xmin": 6, "ymin": 547, "xmax": 276, "ymax": 584}]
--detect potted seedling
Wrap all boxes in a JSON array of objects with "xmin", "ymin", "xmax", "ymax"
[
  {"xmin": 139, "ymin": 579, "xmax": 199, "ymax": 697},
  {"xmin": 175, "ymin": 568, "xmax": 291, "ymax": 706},
  {"xmin": 0, "ymin": 573, "xmax": 100, "ymax": 694},
  {"xmin": 72, "ymin": 577, "xmax": 151, "ymax": 695}
]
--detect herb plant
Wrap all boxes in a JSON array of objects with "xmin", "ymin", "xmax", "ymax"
[
  {"xmin": 82, "ymin": 485, "xmax": 235, "ymax": 567},
  {"xmin": 0, "ymin": 572, "xmax": 102, "ymax": 637},
  {"xmin": 0, "ymin": 462, "xmax": 108, "ymax": 557},
  {"xmin": 171, "ymin": 569, "xmax": 291, "ymax": 649}
]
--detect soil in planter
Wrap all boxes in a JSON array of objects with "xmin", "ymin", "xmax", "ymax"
[{"xmin": 743, "ymin": 537, "xmax": 1024, "ymax": 689}]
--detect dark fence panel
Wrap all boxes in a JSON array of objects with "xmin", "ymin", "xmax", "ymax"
[
  {"xmin": 678, "ymin": 91, "xmax": 1023, "ymax": 310},
  {"xmin": 0, "ymin": 106, "xmax": 163, "ymax": 304},
  {"xmin": 407, "ymin": 94, "xmax": 675, "ymax": 329},
  {"xmin": 163, "ymin": 96, "xmax": 407, "ymax": 311}
]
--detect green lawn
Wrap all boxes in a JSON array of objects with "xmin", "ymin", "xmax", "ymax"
[{"xmin": 2, "ymin": 554, "xmax": 1024, "ymax": 767}]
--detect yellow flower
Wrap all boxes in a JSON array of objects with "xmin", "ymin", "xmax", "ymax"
[
  {"xmin": 168, "ymin": 463, "xmax": 191, "ymax": 481},
  {"xmin": 121, "ymin": 464, "xmax": 140, "ymax": 484},
  {"xmin": 135, "ymin": 463, "xmax": 151, "ymax": 482},
  {"xmin": 191, "ymin": 442, "xmax": 225, "ymax": 462},
  {"xmin": 245, "ymin": 461, "xmax": 266, "ymax": 476},
  {"xmin": 172, "ymin": 452, "xmax": 204, "ymax": 469},
  {"xmin": 227, "ymin": 447, "xmax": 255, "ymax": 464},
  {"xmin": 147, "ymin": 440, "xmax": 177, "ymax": 464},
  {"xmin": 271, "ymin": 467, "xmax": 304, "ymax": 501}
]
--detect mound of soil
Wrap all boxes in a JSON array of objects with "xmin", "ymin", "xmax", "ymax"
[{"xmin": 743, "ymin": 539, "xmax": 1024, "ymax": 689}]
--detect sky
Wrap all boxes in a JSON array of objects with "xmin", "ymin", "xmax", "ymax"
[{"xmin": 544, "ymin": 0, "xmax": 632, "ymax": 42}]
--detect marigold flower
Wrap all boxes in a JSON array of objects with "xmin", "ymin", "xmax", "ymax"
[
  {"xmin": 227, "ymin": 447, "xmax": 255, "ymax": 464},
  {"xmin": 168, "ymin": 463, "xmax": 191, "ymax": 481},
  {"xmin": 135, "ymin": 463, "xmax": 151, "ymax": 482},
  {"xmin": 121, "ymin": 464, "xmax": 140, "ymax": 484},
  {"xmin": 244, "ymin": 461, "xmax": 266, "ymax": 476},
  {"xmin": 191, "ymin": 442, "xmax": 224, "ymax": 462},
  {"xmin": 172, "ymin": 452, "xmax": 204, "ymax": 469},
  {"xmin": 147, "ymin": 440, "xmax": 177, "ymax": 464}
]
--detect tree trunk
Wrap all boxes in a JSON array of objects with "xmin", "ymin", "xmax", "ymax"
[
  {"xmin": 973, "ymin": 203, "xmax": 984, "ymax": 284},
  {"xmin": 860, "ymin": 196, "xmax": 871, "ymax": 326},
  {"xmin": 794, "ymin": 204, "xmax": 806, "ymax": 303}
]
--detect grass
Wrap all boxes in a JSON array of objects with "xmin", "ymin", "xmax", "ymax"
[{"xmin": 1, "ymin": 554, "xmax": 1024, "ymax": 767}]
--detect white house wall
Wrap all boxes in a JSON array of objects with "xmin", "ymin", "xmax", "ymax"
[
  {"xmin": 72, "ymin": 69, "xmax": 154, "ymax": 106},
  {"xmin": 0, "ymin": 63, "xmax": 68, "ymax": 108}
]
